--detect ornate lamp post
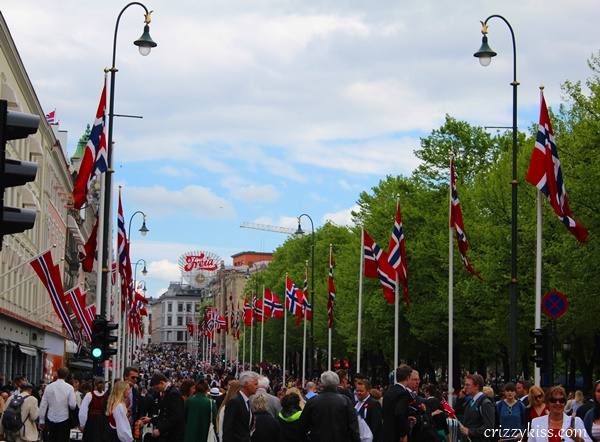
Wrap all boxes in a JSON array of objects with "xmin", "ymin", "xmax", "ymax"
[
  {"xmin": 295, "ymin": 214, "xmax": 315, "ymax": 377},
  {"xmin": 474, "ymin": 15, "xmax": 519, "ymax": 381}
]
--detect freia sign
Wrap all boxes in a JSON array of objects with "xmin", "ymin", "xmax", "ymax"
[{"xmin": 181, "ymin": 252, "xmax": 219, "ymax": 272}]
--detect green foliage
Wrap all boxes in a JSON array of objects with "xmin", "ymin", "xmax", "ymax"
[{"xmin": 240, "ymin": 56, "xmax": 600, "ymax": 379}]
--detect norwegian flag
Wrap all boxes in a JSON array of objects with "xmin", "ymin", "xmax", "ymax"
[
  {"xmin": 72, "ymin": 78, "xmax": 108, "ymax": 209},
  {"xmin": 232, "ymin": 310, "xmax": 241, "ymax": 339},
  {"xmin": 252, "ymin": 293, "xmax": 265, "ymax": 323},
  {"xmin": 243, "ymin": 297, "xmax": 253, "ymax": 326},
  {"xmin": 526, "ymin": 92, "xmax": 588, "ymax": 242},
  {"xmin": 264, "ymin": 289, "xmax": 284, "ymax": 319},
  {"xmin": 302, "ymin": 266, "xmax": 311, "ymax": 321},
  {"xmin": 85, "ymin": 304, "xmax": 96, "ymax": 323},
  {"xmin": 285, "ymin": 277, "xmax": 305, "ymax": 318},
  {"xmin": 79, "ymin": 214, "xmax": 98, "ymax": 273},
  {"xmin": 216, "ymin": 314, "xmax": 227, "ymax": 330},
  {"xmin": 30, "ymin": 251, "xmax": 77, "ymax": 341},
  {"xmin": 186, "ymin": 319, "xmax": 195, "ymax": 336},
  {"xmin": 45, "ymin": 109, "xmax": 58, "ymax": 125},
  {"xmin": 65, "ymin": 287, "xmax": 93, "ymax": 341},
  {"xmin": 450, "ymin": 160, "xmax": 482, "ymax": 279},
  {"xmin": 388, "ymin": 198, "xmax": 410, "ymax": 305},
  {"xmin": 117, "ymin": 191, "xmax": 132, "ymax": 311},
  {"xmin": 111, "ymin": 261, "xmax": 117, "ymax": 286},
  {"xmin": 363, "ymin": 229, "xmax": 396, "ymax": 304},
  {"xmin": 327, "ymin": 245, "xmax": 336, "ymax": 329}
]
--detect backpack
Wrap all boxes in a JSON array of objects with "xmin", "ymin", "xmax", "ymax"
[{"xmin": 2, "ymin": 394, "xmax": 26, "ymax": 432}]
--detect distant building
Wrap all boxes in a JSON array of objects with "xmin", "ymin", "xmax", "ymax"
[
  {"xmin": 231, "ymin": 251, "xmax": 273, "ymax": 268},
  {"xmin": 150, "ymin": 282, "xmax": 209, "ymax": 345}
]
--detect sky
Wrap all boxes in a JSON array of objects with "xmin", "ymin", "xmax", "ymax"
[{"xmin": 2, "ymin": 0, "xmax": 597, "ymax": 299}]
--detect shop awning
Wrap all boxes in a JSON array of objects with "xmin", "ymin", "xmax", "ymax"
[{"xmin": 19, "ymin": 345, "xmax": 38, "ymax": 357}]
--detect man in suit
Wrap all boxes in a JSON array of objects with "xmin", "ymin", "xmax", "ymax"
[
  {"xmin": 146, "ymin": 372, "xmax": 185, "ymax": 442},
  {"xmin": 300, "ymin": 370, "xmax": 360, "ymax": 442},
  {"xmin": 516, "ymin": 380, "xmax": 530, "ymax": 407},
  {"xmin": 249, "ymin": 376, "xmax": 281, "ymax": 418},
  {"xmin": 124, "ymin": 366, "xmax": 142, "ymax": 424},
  {"xmin": 355, "ymin": 378, "xmax": 382, "ymax": 442},
  {"xmin": 223, "ymin": 371, "xmax": 259, "ymax": 442},
  {"xmin": 382, "ymin": 364, "xmax": 413, "ymax": 442},
  {"xmin": 459, "ymin": 374, "xmax": 495, "ymax": 442}
]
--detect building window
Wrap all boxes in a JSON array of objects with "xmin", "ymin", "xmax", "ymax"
[
  {"xmin": 166, "ymin": 331, "xmax": 172, "ymax": 341},
  {"xmin": 186, "ymin": 303, "xmax": 192, "ymax": 313},
  {"xmin": 178, "ymin": 303, "xmax": 183, "ymax": 312},
  {"xmin": 167, "ymin": 317, "xmax": 172, "ymax": 326},
  {"xmin": 167, "ymin": 303, "xmax": 172, "ymax": 313},
  {"xmin": 177, "ymin": 316, "xmax": 183, "ymax": 326},
  {"xmin": 177, "ymin": 331, "xmax": 184, "ymax": 342}
]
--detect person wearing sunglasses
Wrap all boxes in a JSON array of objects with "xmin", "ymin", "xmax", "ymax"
[
  {"xmin": 583, "ymin": 380, "xmax": 600, "ymax": 441},
  {"xmin": 529, "ymin": 385, "xmax": 591, "ymax": 441},
  {"xmin": 528, "ymin": 385, "xmax": 549, "ymax": 425}
]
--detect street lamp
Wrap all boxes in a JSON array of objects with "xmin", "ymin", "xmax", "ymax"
[
  {"xmin": 133, "ymin": 258, "xmax": 148, "ymax": 291},
  {"xmin": 129, "ymin": 211, "xmax": 149, "ymax": 240},
  {"xmin": 474, "ymin": 15, "xmax": 519, "ymax": 381},
  {"xmin": 99, "ymin": 2, "xmax": 157, "ymax": 318},
  {"xmin": 296, "ymin": 213, "xmax": 315, "ymax": 377}
]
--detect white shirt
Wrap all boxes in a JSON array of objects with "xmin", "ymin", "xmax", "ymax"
[
  {"xmin": 39, "ymin": 379, "xmax": 77, "ymax": 424},
  {"xmin": 355, "ymin": 395, "xmax": 371, "ymax": 417},
  {"xmin": 111, "ymin": 403, "xmax": 133, "ymax": 442},
  {"xmin": 528, "ymin": 414, "xmax": 592, "ymax": 442}
]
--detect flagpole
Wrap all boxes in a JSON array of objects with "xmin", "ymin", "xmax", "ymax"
[
  {"xmin": 448, "ymin": 167, "xmax": 454, "ymax": 406},
  {"xmin": 534, "ymin": 190, "xmax": 542, "ymax": 386},
  {"xmin": 283, "ymin": 273, "xmax": 288, "ymax": 388},
  {"xmin": 0, "ymin": 244, "xmax": 57, "ymax": 280},
  {"xmin": 105, "ymin": 181, "xmax": 115, "ymax": 382},
  {"xmin": 357, "ymin": 227, "xmax": 364, "ymax": 374},
  {"xmin": 394, "ymin": 275, "xmax": 399, "ymax": 370},
  {"xmin": 302, "ymin": 260, "xmax": 308, "ymax": 387},
  {"xmin": 260, "ymin": 286, "xmax": 265, "ymax": 376},
  {"xmin": 328, "ymin": 244, "xmax": 333, "ymax": 372},
  {"xmin": 242, "ymin": 320, "xmax": 246, "ymax": 369},
  {"xmin": 95, "ymin": 178, "xmax": 106, "ymax": 315},
  {"xmin": 249, "ymin": 302, "xmax": 254, "ymax": 370}
]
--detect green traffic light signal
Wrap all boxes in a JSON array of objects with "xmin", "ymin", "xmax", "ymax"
[{"xmin": 91, "ymin": 347, "xmax": 102, "ymax": 359}]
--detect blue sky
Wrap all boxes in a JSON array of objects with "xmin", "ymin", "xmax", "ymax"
[{"xmin": 3, "ymin": 0, "xmax": 597, "ymax": 298}]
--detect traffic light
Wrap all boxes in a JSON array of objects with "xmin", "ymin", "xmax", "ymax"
[
  {"xmin": 91, "ymin": 317, "xmax": 106, "ymax": 361},
  {"xmin": 103, "ymin": 320, "xmax": 118, "ymax": 360},
  {"xmin": 530, "ymin": 325, "xmax": 553, "ymax": 374},
  {"xmin": 90, "ymin": 316, "xmax": 118, "ymax": 362},
  {"xmin": 0, "ymin": 99, "xmax": 40, "ymax": 248}
]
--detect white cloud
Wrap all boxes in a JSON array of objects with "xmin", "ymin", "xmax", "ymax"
[
  {"xmin": 158, "ymin": 166, "xmax": 196, "ymax": 178},
  {"xmin": 125, "ymin": 185, "xmax": 236, "ymax": 220},
  {"xmin": 221, "ymin": 177, "xmax": 280, "ymax": 203},
  {"xmin": 338, "ymin": 179, "xmax": 354, "ymax": 191},
  {"xmin": 322, "ymin": 205, "xmax": 359, "ymax": 227},
  {"xmin": 147, "ymin": 259, "xmax": 181, "ymax": 282}
]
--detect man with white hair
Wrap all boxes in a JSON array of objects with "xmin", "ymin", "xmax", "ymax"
[
  {"xmin": 300, "ymin": 371, "xmax": 360, "ymax": 442},
  {"xmin": 223, "ymin": 371, "xmax": 259, "ymax": 442},
  {"xmin": 249, "ymin": 375, "xmax": 281, "ymax": 418}
]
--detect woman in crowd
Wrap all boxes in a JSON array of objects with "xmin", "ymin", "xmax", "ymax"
[
  {"xmin": 217, "ymin": 380, "xmax": 241, "ymax": 440},
  {"xmin": 277, "ymin": 392, "xmax": 303, "ymax": 442},
  {"xmin": 528, "ymin": 385, "xmax": 549, "ymax": 424},
  {"xmin": 285, "ymin": 387, "xmax": 305, "ymax": 409},
  {"xmin": 567, "ymin": 391, "xmax": 586, "ymax": 416},
  {"xmin": 184, "ymin": 380, "xmax": 216, "ymax": 442},
  {"xmin": 78, "ymin": 378, "xmax": 109, "ymax": 441},
  {"xmin": 251, "ymin": 394, "xmax": 280, "ymax": 442},
  {"xmin": 584, "ymin": 381, "xmax": 600, "ymax": 442},
  {"xmin": 529, "ymin": 385, "xmax": 591, "ymax": 442},
  {"xmin": 106, "ymin": 380, "xmax": 133, "ymax": 442},
  {"xmin": 496, "ymin": 382, "xmax": 526, "ymax": 442}
]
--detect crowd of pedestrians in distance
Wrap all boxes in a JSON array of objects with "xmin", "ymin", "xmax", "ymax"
[{"xmin": 1, "ymin": 344, "xmax": 600, "ymax": 441}]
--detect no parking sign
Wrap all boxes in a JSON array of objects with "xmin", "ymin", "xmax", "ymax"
[{"xmin": 542, "ymin": 290, "xmax": 569, "ymax": 319}]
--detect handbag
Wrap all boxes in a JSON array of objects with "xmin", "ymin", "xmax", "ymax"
[{"xmin": 207, "ymin": 401, "xmax": 218, "ymax": 442}]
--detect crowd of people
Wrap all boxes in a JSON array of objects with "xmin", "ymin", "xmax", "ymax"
[{"xmin": 1, "ymin": 345, "xmax": 599, "ymax": 442}]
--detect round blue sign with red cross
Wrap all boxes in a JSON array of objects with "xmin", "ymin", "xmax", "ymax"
[{"xmin": 542, "ymin": 290, "xmax": 569, "ymax": 319}]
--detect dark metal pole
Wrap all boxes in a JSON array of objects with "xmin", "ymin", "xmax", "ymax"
[
  {"xmin": 100, "ymin": 2, "xmax": 151, "ymax": 317},
  {"xmin": 483, "ymin": 14, "xmax": 519, "ymax": 381},
  {"xmin": 298, "ymin": 213, "xmax": 315, "ymax": 378}
]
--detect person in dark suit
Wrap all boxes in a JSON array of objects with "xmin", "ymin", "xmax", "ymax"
[
  {"xmin": 142, "ymin": 372, "xmax": 185, "ymax": 442},
  {"xmin": 299, "ymin": 370, "xmax": 360, "ymax": 442},
  {"xmin": 355, "ymin": 378, "xmax": 382, "ymax": 442},
  {"xmin": 124, "ymin": 366, "xmax": 143, "ymax": 424},
  {"xmin": 459, "ymin": 374, "xmax": 495, "ymax": 442},
  {"xmin": 516, "ymin": 380, "xmax": 530, "ymax": 407},
  {"xmin": 223, "ymin": 371, "xmax": 259, "ymax": 442},
  {"xmin": 382, "ymin": 364, "xmax": 413, "ymax": 442}
]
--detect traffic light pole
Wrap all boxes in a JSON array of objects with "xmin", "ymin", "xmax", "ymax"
[{"xmin": 0, "ymin": 100, "xmax": 7, "ymax": 250}]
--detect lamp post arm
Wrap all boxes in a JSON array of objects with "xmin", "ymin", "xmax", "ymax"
[
  {"xmin": 127, "ymin": 210, "xmax": 147, "ymax": 241},
  {"xmin": 483, "ymin": 15, "xmax": 517, "ymax": 83},
  {"xmin": 112, "ymin": 2, "xmax": 150, "ymax": 69}
]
